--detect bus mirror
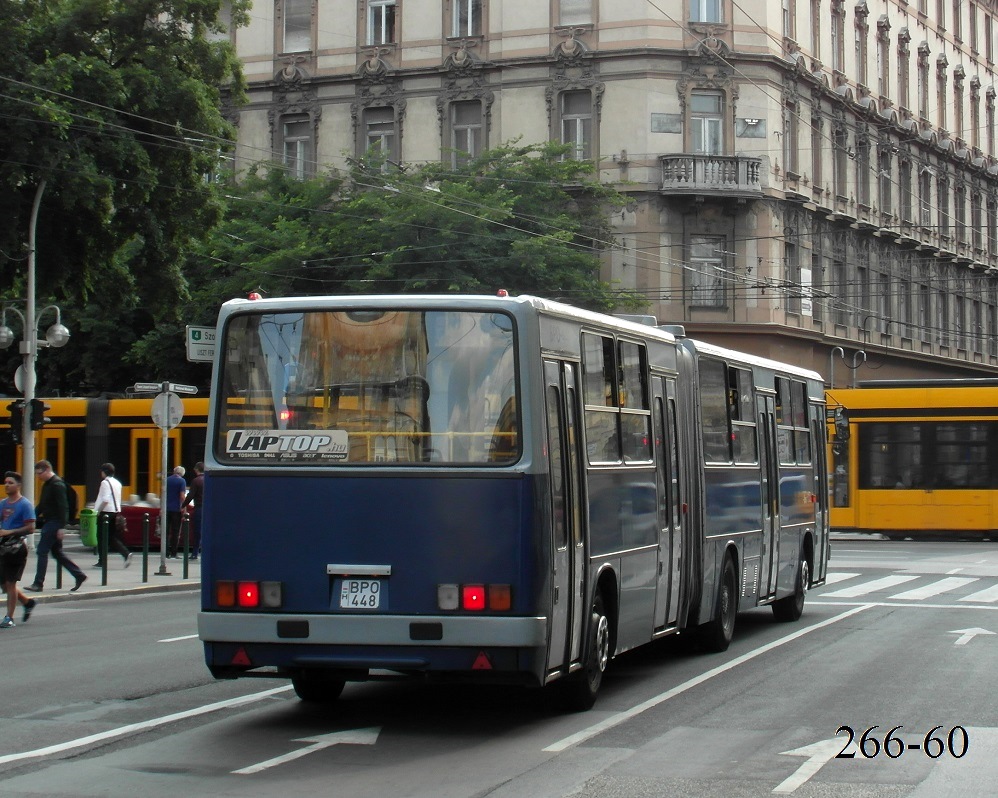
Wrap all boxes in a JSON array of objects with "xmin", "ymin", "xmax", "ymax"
[{"xmin": 833, "ymin": 407, "xmax": 850, "ymax": 441}]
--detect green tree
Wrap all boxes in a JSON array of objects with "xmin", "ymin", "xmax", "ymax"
[
  {"xmin": 183, "ymin": 142, "xmax": 645, "ymax": 319},
  {"xmin": 0, "ymin": 0, "xmax": 247, "ymax": 395}
]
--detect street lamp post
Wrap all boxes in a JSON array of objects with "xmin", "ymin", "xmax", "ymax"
[{"xmin": 0, "ymin": 180, "xmax": 71, "ymax": 503}]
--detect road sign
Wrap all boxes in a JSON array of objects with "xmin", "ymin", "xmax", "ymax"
[
  {"xmin": 186, "ymin": 325, "xmax": 216, "ymax": 363},
  {"xmin": 151, "ymin": 392, "xmax": 183, "ymax": 430},
  {"xmin": 133, "ymin": 382, "xmax": 163, "ymax": 393}
]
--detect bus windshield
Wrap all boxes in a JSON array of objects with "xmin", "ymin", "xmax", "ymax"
[{"xmin": 215, "ymin": 308, "xmax": 518, "ymax": 466}]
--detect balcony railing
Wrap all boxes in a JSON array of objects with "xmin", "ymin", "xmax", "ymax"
[{"xmin": 659, "ymin": 154, "xmax": 763, "ymax": 198}]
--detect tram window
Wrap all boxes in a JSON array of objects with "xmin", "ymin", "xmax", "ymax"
[
  {"xmin": 582, "ymin": 333, "xmax": 616, "ymax": 407},
  {"xmin": 545, "ymin": 386, "xmax": 568, "ymax": 548},
  {"xmin": 619, "ymin": 341, "xmax": 651, "ymax": 462},
  {"xmin": 775, "ymin": 377, "xmax": 810, "ymax": 464},
  {"xmin": 583, "ymin": 333, "xmax": 620, "ymax": 461},
  {"xmin": 728, "ymin": 367, "xmax": 757, "ymax": 463},
  {"xmin": 698, "ymin": 358, "xmax": 731, "ymax": 463}
]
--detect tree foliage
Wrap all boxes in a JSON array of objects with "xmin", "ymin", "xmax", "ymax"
[
  {"xmin": 0, "ymin": 0, "xmax": 247, "ymax": 395},
  {"xmin": 182, "ymin": 143, "xmax": 644, "ymax": 320}
]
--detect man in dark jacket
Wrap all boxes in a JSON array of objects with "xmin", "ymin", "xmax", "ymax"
[{"xmin": 25, "ymin": 460, "xmax": 86, "ymax": 593}]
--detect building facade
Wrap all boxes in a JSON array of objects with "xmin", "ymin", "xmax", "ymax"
[{"xmin": 217, "ymin": 0, "xmax": 998, "ymax": 384}]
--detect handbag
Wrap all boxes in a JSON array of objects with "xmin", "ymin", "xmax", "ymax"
[
  {"xmin": 0, "ymin": 534, "xmax": 25, "ymax": 555},
  {"xmin": 106, "ymin": 478, "xmax": 128, "ymax": 537}
]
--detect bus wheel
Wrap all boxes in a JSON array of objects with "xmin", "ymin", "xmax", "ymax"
[
  {"xmin": 772, "ymin": 553, "xmax": 809, "ymax": 622},
  {"xmin": 698, "ymin": 557, "xmax": 737, "ymax": 652},
  {"xmin": 558, "ymin": 591, "xmax": 611, "ymax": 712},
  {"xmin": 292, "ymin": 672, "xmax": 346, "ymax": 704}
]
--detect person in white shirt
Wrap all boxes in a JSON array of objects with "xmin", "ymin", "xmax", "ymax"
[{"xmin": 94, "ymin": 462, "xmax": 131, "ymax": 568}]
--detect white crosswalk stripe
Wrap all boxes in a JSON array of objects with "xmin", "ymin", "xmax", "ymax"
[
  {"xmin": 888, "ymin": 576, "xmax": 978, "ymax": 600},
  {"xmin": 960, "ymin": 583, "xmax": 998, "ymax": 603},
  {"xmin": 822, "ymin": 572, "xmax": 860, "ymax": 585},
  {"xmin": 821, "ymin": 574, "xmax": 918, "ymax": 597},
  {"xmin": 819, "ymin": 571, "xmax": 998, "ymax": 604}
]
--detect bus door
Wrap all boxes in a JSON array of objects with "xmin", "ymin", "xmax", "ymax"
[
  {"xmin": 544, "ymin": 361, "xmax": 586, "ymax": 674},
  {"xmin": 653, "ymin": 377, "xmax": 683, "ymax": 630},
  {"xmin": 758, "ymin": 394, "xmax": 780, "ymax": 599}
]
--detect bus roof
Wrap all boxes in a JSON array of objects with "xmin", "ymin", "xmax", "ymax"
[{"xmin": 217, "ymin": 293, "xmax": 680, "ymax": 343}]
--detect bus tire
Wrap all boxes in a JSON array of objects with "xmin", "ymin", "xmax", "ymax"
[
  {"xmin": 772, "ymin": 551, "xmax": 809, "ymax": 622},
  {"xmin": 292, "ymin": 672, "xmax": 346, "ymax": 704},
  {"xmin": 558, "ymin": 591, "xmax": 611, "ymax": 712},
  {"xmin": 698, "ymin": 556, "xmax": 737, "ymax": 652}
]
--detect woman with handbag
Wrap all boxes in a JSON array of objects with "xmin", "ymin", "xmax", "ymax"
[{"xmin": 94, "ymin": 462, "xmax": 131, "ymax": 568}]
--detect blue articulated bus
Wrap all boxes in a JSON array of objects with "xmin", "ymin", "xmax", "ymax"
[{"xmin": 198, "ymin": 294, "xmax": 829, "ymax": 710}]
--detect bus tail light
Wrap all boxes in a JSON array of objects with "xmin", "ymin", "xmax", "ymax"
[
  {"xmin": 216, "ymin": 580, "xmax": 236, "ymax": 607},
  {"xmin": 437, "ymin": 584, "xmax": 459, "ymax": 610},
  {"xmin": 215, "ymin": 580, "xmax": 283, "ymax": 609},
  {"xmin": 238, "ymin": 581, "xmax": 259, "ymax": 607},
  {"xmin": 488, "ymin": 584, "xmax": 512, "ymax": 611},
  {"xmin": 437, "ymin": 583, "xmax": 511, "ymax": 611},
  {"xmin": 463, "ymin": 584, "xmax": 486, "ymax": 610},
  {"xmin": 260, "ymin": 581, "xmax": 283, "ymax": 607}
]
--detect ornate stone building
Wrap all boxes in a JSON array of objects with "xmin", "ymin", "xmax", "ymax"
[{"xmin": 217, "ymin": 0, "xmax": 998, "ymax": 383}]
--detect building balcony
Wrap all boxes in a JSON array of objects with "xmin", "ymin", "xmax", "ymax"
[{"xmin": 659, "ymin": 154, "xmax": 764, "ymax": 199}]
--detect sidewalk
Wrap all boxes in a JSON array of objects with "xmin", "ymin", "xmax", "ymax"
[{"xmin": 18, "ymin": 533, "xmax": 200, "ymax": 606}]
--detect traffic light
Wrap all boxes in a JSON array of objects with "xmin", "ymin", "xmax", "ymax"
[
  {"xmin": 29, "ymin": 398, "xmax": 50, "ymax": 430},
  {"xmin": 833, "ymin": 406, "xmax": 850, "ymax": 441},
  {"xmin": 6, "ymin": 401, "xmax": 23, "ymax": 443}
]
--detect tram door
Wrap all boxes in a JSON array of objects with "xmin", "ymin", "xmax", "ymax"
[
  {"xmin": 653, "ymin": 377, "xmax": 683, "ymax": 629},
  {"xmin": 544, "ymin": 361, "xmax": 586, "ymax": 674},
  {"xmin": 758, "ymin": 394, "xmax": 780, "ymax": 598},
  {"xmin": 130, "ymin": 429, "xmax": 181, "ymax": 500}
]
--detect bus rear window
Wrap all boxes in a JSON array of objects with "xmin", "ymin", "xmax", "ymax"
[{"xmin": 215, "ymin": 309, "xmax": 519, "ymax": 465}]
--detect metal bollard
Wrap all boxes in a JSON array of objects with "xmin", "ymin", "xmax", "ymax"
[
  {"xmin": 142, "ymin": 513, "xmax": 150, "ymax": 583},
  {"xmin": 182, "ymin": 515, "xmax": 190, "ymax": 580},
  {"xmin": 98, "ymin": 514, "xmax": 109, "ymax": 586}
]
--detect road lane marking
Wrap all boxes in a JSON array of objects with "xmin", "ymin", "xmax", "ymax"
[
  {"xmin": 960, "ymin": 584, "xmax": 998, "ymax": 603},
  {"xmin": 158, "ymin": 634, "xmax": 199, "ymax": 643},
  {"xmin": 811, "ymin": 600, "xmax": 998, "ymax": 610},
  {"xmin": 821, "ymin": 574, "xmax": 918, "ymax": 598},
  {"xmin": 949, "ymin": 627, "xmax": 995, "ymax": 646},
  {"xmin": 822, "ymin": 572, "xmax": 860, "ymax": 585},
  {"xmin": 0, "ymin": 686, "xmax": 293, "ymax": 766},
  {"xmin": 888, "ymin": 577, "xmax": 977, "ymax": 601},
  {"xmin": 774, "ymin": 737, "xmax": 841, "ymax": 793},
  {"xmin": 233, "ymin": 728, "xmax": 381, "ymax": 774},
  {"xmin": 542, "ymin": 605, "xmax": 872, "ymax": 753}
]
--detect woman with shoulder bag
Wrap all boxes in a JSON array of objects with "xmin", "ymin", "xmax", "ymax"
[{"xmin": 94, "ymin": 463, "xmax": 131, "ymax": 568}]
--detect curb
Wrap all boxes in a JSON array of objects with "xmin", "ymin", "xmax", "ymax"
[{"xmin": 24, "ymin": 580, "xmax": 200, "ymax": 606}]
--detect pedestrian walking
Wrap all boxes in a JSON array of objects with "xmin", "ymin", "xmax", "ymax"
[
  {"xmin": 94, "ymin": 463, "xmax": 131, "ymax": 568},
  {"xmin": 0, "ymin": 471, "xmax": 38, "ymax": 627},
  {"xmin": 166, "ymin": 466, "xmax": 186, "ymax": 558},
  {"xmin": 25, "ymin": 460, "xmax": 87, "ymax": 593},
  {"xmin": 181, "ymin": 462, "xmax": 204, "ymax": 559}
]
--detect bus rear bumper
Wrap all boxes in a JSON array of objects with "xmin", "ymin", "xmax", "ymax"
[
  {"xmin": 199, "ymin": 612, "xmax": 550, "ymax": 685},
  {"xmin": 198, "ymin": 611, "xmax": 548, "ymax": 647}
]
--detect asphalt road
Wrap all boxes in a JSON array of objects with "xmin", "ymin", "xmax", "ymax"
[{"xmin": 2, "ymin": 539, "xmax": 997, "ymax": 797}]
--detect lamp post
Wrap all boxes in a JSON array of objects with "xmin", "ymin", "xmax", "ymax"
[{"xmin": 0, "ymin": 180, "xmax": 71, "ymax": 502}]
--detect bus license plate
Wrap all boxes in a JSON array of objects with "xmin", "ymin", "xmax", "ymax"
[{"xmin": 339, "ymin": 579, "xmax": 381, "ymax": 609}]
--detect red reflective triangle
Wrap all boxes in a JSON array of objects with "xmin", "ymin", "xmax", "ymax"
[
  {"xmin": 231, "ymin": 647, "xmax": 252, "ymax": 666},
  {"xmin": 471, "ymin": 651, "xmax": 492, "ymax": 670}
]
